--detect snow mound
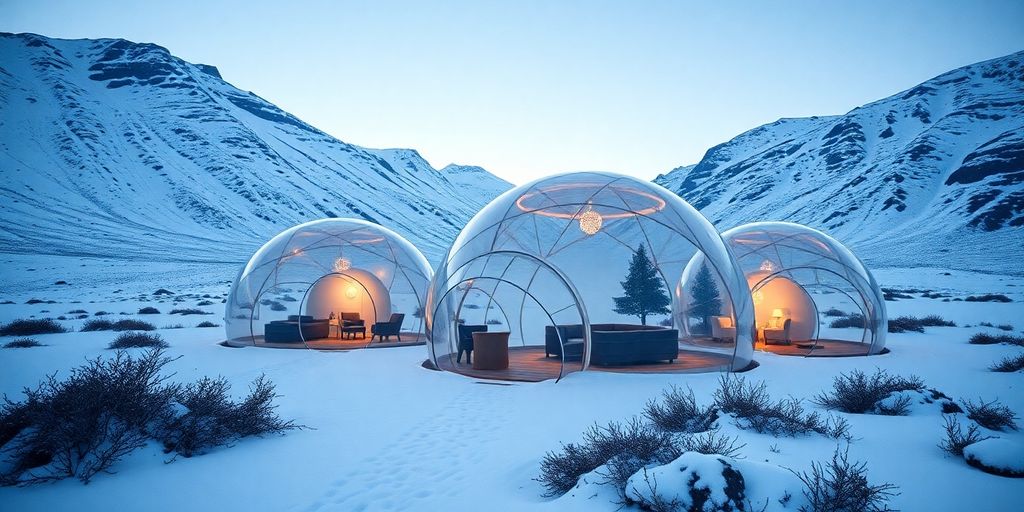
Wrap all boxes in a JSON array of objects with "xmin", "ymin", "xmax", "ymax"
[
  {"xmin": 625, "ymin": 452, "xmax": 806, "ymax": 511},
  {"xmin": 964, "ymin": 438, "xmax": 1024, "ymax": 478}
]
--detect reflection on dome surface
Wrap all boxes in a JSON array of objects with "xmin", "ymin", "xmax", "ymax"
[{"xmin": 426, "ymin": 172, "xmax": 756, "ymax": 382}]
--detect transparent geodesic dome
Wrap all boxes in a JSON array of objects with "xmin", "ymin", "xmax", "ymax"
[
  {"xmin": 426, "ymin": 172, "xmax": 755, "ymax": 381},
  {"xmin": 704, "ymin": 221, "xmax": 886, "ymax": 356},
  {"xmin": 225, "ymin": 218, "xmax": 433, "ymax": 348}
]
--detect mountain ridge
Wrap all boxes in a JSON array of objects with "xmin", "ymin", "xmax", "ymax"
[
  {"xmin": 655, "ymin": 50, "xmax": 1024, "ymax": 275},
  {"xmin": 0, "ymin": 32, "xmax": 512, "ymax": 266}
]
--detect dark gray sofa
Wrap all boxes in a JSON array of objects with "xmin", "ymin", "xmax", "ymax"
[
  {"xmin": 545, "ymin": 323, "xmax": 679, "ymax": 365},
  {"xmin": 265, "ymin": 315, "xmax": 330, "ymax": 343}
]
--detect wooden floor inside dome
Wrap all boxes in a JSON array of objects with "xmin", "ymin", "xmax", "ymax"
[
  {"xmin": 224, "ymin": 333, "xmax": 425, "ymax": 350},
  {"xmin": 433, "ymin": 345, "xmax": 736, "ymax": 382}
]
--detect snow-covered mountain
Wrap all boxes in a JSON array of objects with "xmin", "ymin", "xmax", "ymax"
[
  {"xmin": 656, "ymin": 51, "xmax": 1024, "ymax": 275},
  {"xmin": 0, "ymin": 33, "xmax": 512, "ymax": 266}
]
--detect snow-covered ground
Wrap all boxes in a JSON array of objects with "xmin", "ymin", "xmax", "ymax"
[{"xmin": 0, "ymin": 268, "xmax": 1022, "ymax": 511}]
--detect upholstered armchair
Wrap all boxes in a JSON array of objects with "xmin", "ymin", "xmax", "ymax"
[
  {"xmin": 710, "ymin": 316, "xmax": 736, "ymax": 342},
  {"xmin": 371, "ymin": 313, "xmax": 405, "ymax": 342},
  {"xmin": 764, "ymin": 318, "xmax": 792, "ymax": 345}
]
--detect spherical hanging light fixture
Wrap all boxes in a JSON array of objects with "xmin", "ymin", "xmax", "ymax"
[
  {"xmin": 578, "ymin": 205, "xmax": 602, "ymax": 235},
  {"xmin": 333, "ymin": 257, "xmax": 351, "ymax": 272},
  {"xmin": 760, "ymin": 260, "xmax": 774, "ymax": 272}
]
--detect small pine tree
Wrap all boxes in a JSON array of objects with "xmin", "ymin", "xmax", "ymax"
[
  {"xmin": 613, "ymin": 245, "xmax": 671, "ymax": 325},
  {"xmin": 688, "ymin": 263, "xmax": 723, "ymax": 334}
]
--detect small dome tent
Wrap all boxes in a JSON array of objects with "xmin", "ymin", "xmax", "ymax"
[
  {"xmin": 425, "ymin": 172, "xmax": 756, "ymax": 382},
  {"xmin": 706, "ymin": 221, "xmax": 887, "ymax": 356},
  {"xmin": 225, "ymin": 219, "xmax": 433, "ymax": 349}
]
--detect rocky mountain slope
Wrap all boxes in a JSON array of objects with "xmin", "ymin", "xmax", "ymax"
[
  {"xmin": 0, "ymin": 33, "xmax": 511, "ymax": 268},
  {"xmin": 656, "ymin": 51, "xmax": 1024, "ymax": 275}
]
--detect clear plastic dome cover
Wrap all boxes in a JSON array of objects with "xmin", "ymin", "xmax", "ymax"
[
  {"xmin": 225, "ymin": 218, "xmax": 433, "ymax": 348},
  {"xmin": 705, "ymin": 221, "xmax": 887, "ymax": 356},
  {"xmin": 426, "ymin": 172, "xmax": 755, "ymax": 381}
]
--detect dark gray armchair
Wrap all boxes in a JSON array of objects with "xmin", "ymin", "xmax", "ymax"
[{"xmin": 371, "ymin": 313, "xmax": 405, "ymax": 342}]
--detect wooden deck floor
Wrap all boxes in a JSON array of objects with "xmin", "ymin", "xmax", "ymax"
[
  {"xmin": 683, "ymin": 336, "xmax": 873, "ymax": 357},
  {"xmin": 756, "ymin": 338, "xmax": 872, "ymax": 357},
  {"xmin": 224, "ymin": 333, "xmax": 425, "ymax": 350},
  {"xmin": 433, "ymin": 345, "xmax": 735, "ymax": 382}
]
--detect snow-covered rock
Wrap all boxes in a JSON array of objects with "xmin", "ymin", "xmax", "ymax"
[
  {"xmin": 964, "ymin": 438, "xmax": 1024, "ymax": 478},
  {"xmin": 624, "ymin": 452, "xmax": 806, "ymax": 511},
  {"xmin": 655, "ymin": 51, "xmax": 1024, "ymax": 275}
]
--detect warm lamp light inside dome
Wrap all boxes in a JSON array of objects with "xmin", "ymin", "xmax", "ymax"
[
  {"xmin": 579, "ymin": 207, "xmax": 602, "ymax": 235},
  {"xmin": 333, "ymin": 257, "xmax": 351, "ymax": 272},
  {"xmin": 345, "ymin": 286, "xmax": 358, "ymax": 299}
]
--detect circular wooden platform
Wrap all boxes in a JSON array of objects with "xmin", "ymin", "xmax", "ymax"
[
  {"xmin": 433, "ymin": 345, "xmax": 736, "ymax": 382},
  {"xmin": 223, "ymin": 333, "xmax": 425, "ymax": 350},
  {"xmin": 755, "ymin": 338, "xmax": 874, "ymax": 357}
]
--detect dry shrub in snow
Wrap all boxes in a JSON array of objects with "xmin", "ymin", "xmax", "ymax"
[
  {"xmin": 675, "ymin": 427, "xmax": 745, "ymax": 458},
  {"xmin": 137, "ymin": 307, "xmax": 160, "ymax": 314},
  {"xmin": 714, "ymin": 375, "xmax": 845, "ymax": 438},
  {"xmin": 964, "ymin": 398, "xmax": 1018, "ymax": 431},
  {"xmin": 919, "ymin": 314, "xmax": 956, "ymax": 327},
  {"xmin": 813, "ymin": 369, "xmax": 924, "ymax": 414},
  {"xmin": 538, "ymin": 441, "xmax": 601, "ymax": 496},
  {"xmin": 538, "ymin": 418, "xmax": 676, "ymax": 497},
  {"xmin": 111, "ymin": 319, "xmax": 156, "ymax": 331},
  {"xmin": 796, "ymin": 446, "xmax": 898, "ymax": 512},
  {"xmin": 0, "ymin": 350, "xmax": 298, "ymax": 486},
  {"xmin": 0, "ymin": 318, "xmax": 66, "ymax": 336},
  {"xmin": 161, "ymin": 375, "xmax": 298, "ymax": 458},
  {"xmin": 195, "ymin": 321, "xmax": 219, "ymax": 328},
  {"xmin": 644, "ymin": 385, "xmax": 717, "ymax": 433},
  {"xmin": 969, "ymin": 333, "xmax": 1024, "ymax": 346},
  {"xmin": 939, "ymin": 416, "xmax": 991, "ymax": 457},
  {"xmin": 596, "ymin": 419, "xmax": 679, "ymax": 490},
  {"xmin": 964, "ymin": 294, "xmax": 1012, "ymax": 303},
  {"xmin": 829, "ymin": 314, "xmax": 865, "ymax": 329},
  {"xmin": 541, "ymin": 379, "xmax": 852, "ymax": 500},
  {"xmin": 108, "ymin": 332, "xmax": 168, "ymax": 349},
  {"xmin": 3, "ymin": 338, "xmax": 42, "ymax": 349},
  {"xmin": 81, "ymin": 319, "xmax": 114, "ymax": 331},
  {"xmin": 990, "ymin": 353, "xmax": 1024, "ymax": 372},
  {"xmin": 169, "ymin": 308, "xmax": 212, "ymax": 316},
  {"xmin": 82, "ymin": 319, "xmax": 156, "ymax": 332},
  {"xmin": 887, "ymin": 316, "xmax": 925, "ymax": 333},
  {"xmin": 0, "ymin": 350, "xmax": 179, "ymax": 485}
]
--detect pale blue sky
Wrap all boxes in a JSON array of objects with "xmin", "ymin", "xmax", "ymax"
[{"xmin": 3, "ymin": 0, "xmax": 1023, "ymax": 184}]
